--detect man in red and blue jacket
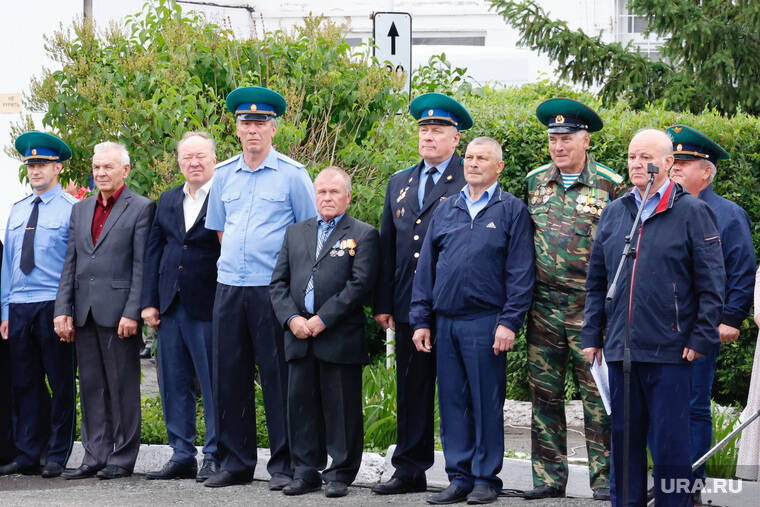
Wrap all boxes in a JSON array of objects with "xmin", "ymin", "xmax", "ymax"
[
  {"xmin": 410, "ymin": 137, "xmax": 535, "ymax": 505},
  {"xmin": 581, "ymin": 129, "xmax": 725, "ymax": 507}
]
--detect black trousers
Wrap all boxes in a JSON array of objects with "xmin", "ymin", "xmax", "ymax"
[
  {"xmin": 391, "ymin": 321, "xmax": 436, "ymax": 480},
  {"xmin": 76, "ymin": 313, "xmax": 141, "ymax": 470},
  {"xmin": 288, "ymin": 349, "xmax": 363, "ymax": 485},
  {"xmin": 212, "ymin": 284, "xmax": 291, "ymax": 476},
  {"xmin": 8, "ymin": 301, "xmax": 75, "ymax": 467},
  {"xmin": 0, "ymin": 334, "xmax": 15, "ymax": 464}
]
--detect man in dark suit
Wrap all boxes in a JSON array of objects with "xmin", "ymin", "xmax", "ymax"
[
  {"xmin": 54, "ymin": 141, "xmax": 155, "ymax": 480},
  {"xmin": 372, "ymin": 93, "xmax": 471, "ymax": 495},
  {"xmin": 270, "ymin": 166, "xmax": 380, "ymax": 498},
  {"xmin": 141, "ymin": 132, "xmax": 220, "ymax": 482}
]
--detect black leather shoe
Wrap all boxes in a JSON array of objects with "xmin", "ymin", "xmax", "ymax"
[
  {"xmin": 427, "ymin": 484, "xmax": 471, "ymax": 504},
  {"xmin": 467, "ymin": 484, "xmax": 497, "ymax": 504},
  {"xmin": 139, "ymin": 347, "xmax": 152, "ymax": 359},
  {"xmin": 0, "ymin": 461, "xmax": 41, "ymax": 476},
  {"xmin": 593, "ymin": 487, "xmax": 611, "ymax": 501},
  {"xmin": 97, "ymin": 465, "xmax": 131, "ymax": 479},
  {"xmin": 372, "ymin": 476, "xmax": 428, "ymax": 494},
  {"xmin": 62, "ymin": 464, "xmax": 103, "ymax": 480},
  {"xmin": 522, "ymin": 484, "xmax": 565, "ymax": 500},
  {"xmin": 203, "ymin": 469, "xmax": 253, "ymax": 488},
  {"xmin": 283, "ymin": 478, "xmax": 322, "ymax": 496},
  {"xmin": 325, "ymin": 481, "xmax": 348, "ymax": 498},
  {"xmin": 41, "ymin": 462, "xmax": 64, "ymax": 478},
  {"xmin": 269, "ymin": 473, "xmax": 292, "ymax": 491},
  {"xmin": 146, "ymin": 460, "xmax": 197, "ymax": 480},
  {"xmin": 195, "ymin": 459, "xmax": 218, "ymax": 483}
]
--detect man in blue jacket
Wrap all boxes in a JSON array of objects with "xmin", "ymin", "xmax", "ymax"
[
  {"xmin": 141, "ymin": 131, "xmax": 220, "ymax": 482},
  {"xmin": 581, "ymin": 128, "xmax": 725, "ymax": 507},
  {"xmin": 410, "ymin": 137, "xmax": 535, "ymax": 504},
  {"xmin": 667, "ymin": 124, "xmax": 755, "ymax": 504}
]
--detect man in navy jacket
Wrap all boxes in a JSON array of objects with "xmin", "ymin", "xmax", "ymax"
[
  {"xmin": 141, "ymin": 132, "xmax": 220, "ymax": 482},
  {"xmin": 581, "ymin": 129, "xmax": 725, "ymax": 507},
  {"xmin": 410, "ymin": 137, "xmax": 535, "ymax": 505}
]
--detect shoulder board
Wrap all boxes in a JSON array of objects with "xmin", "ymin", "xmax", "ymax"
[
  {"xmin": 393, "ymin": 164, "xmax": 417, "ymax": 176},
  {"xmin": 214, "ymin": 154, "xmax": 240, "ymax": 169},
  {"xmin": 275, "ymin": 152, "xmax": 305, "ymax": 169},
  {"xmin": 12, "ymin": 194, "xmax": 32, "ymax": 206},
  {"xmin": 595, "ymin": 163, "xmax": 624, "ymax": 185},
  {"xmin": 525, "ymin": 163, "xmax": 552, "ymax": 180},
  {"xmin": 61, "ymin": 193, "xmax": 78, "ymax": 204}
]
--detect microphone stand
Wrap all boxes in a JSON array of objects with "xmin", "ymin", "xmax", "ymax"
[{"xmin": 606, "ymin": 162, "xmax": 659, "ymax": 507}]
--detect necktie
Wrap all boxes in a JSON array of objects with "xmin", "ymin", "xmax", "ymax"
[
  {"xmin": 306, "ymin": 219, "xmax": 335, "ymax": 296},
  {"xmin": 20, "ymin": 196, "xmax": 42, "ymax": 275},
  {"xmin": 423, "ymin": 166, "xmax": 437, "ymax": 203}
]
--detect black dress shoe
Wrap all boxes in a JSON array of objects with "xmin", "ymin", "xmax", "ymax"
[
  {"xmin": 593, "ymin": 487, "xmax": 611, "ymax": 501},
  {"xmin": 146, "ymin": 460, "xmax": 197, "ymax": 480},
  {"xmin": 97, "ymin": 465, "xmax": 131, "ymax": 479},
  {"xmin": 325, "ymin": 481, "xmax": 348, "ymax": 498},
  {"xmin": 195, "ymin": 459, "xmax": 218, "ymax": 482},
  {"xmin": 0, "ymin": 461, "xmax": 41, "ymax": 476},
  {"xmin": 62, "ymin": 464, "xmax": 103, "ymax": 480},
  {"xmin": 522, "ymin": 484, "xmax": 565, "ymax": 500},
  {"xmin": 467, "ymin": 484, "xmax": 498, "ymax": 504},
  {"xmin": 139, "ymin": 347, "xmax": 152, "ymax": 359},
  {"xmin": 268, "ymin": 473, "xmax": 292, "ymax": 491},
  {"xmin": 372, "ymin": 476, "xmax": 428, "ymax": 494},
  {"xmin": 203, "ymin": 469, "xmax": 253, "ymax": 488},
  {"xmin": 282, "ymin": 478, "xmax": 322, "ymax": 496},
  {"xmin": 41, "ymin": 462, "xmax": 64, "ymax": 478},
  {"xmin": 427, "ymin": 483, "xmax": 471, "ymax": 504}
]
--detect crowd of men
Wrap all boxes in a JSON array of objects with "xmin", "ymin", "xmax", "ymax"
[{"xmin": 0, "ymin": 85, "xmax": 755, "ymax": 507}]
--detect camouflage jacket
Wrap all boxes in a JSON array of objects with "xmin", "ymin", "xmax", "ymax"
[{"xmin": 525, "ymin": 153, "xmax": 626, "ymax": 294}]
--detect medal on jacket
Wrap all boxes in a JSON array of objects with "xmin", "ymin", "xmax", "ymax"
[{"xmin": 397, "ymin": 186, "xmax": 409, "ymax": 203}]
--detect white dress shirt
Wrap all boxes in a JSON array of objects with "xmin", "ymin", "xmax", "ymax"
[{"xmin": 182, "ymin": 177, "xmax": 214, "ymax": 232}]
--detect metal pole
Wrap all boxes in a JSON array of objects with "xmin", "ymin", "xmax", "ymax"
[{"xmin": 83, "ymin": 0, "xmax": 92, "ymax": 18}]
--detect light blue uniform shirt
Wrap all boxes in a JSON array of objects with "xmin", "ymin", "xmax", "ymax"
[
  {"xmin": 205, "ymin": 148, "xmax": 317, "ymax": 286},
  {"xmin": 304, "ymin": 213, "xmax": 344, "ymax": 314},
  {"xmin": 1, "ymin": 184, "xmax": 77, "ymax": 320},
  {"xmin": 632, "ymin": 178, "xmax": 671, "ymax": 222},
  {"xmin": 460, "ymin": 181, "xmax": 499, "ymax": 220},
  {"xmin": 417, "ymin": 155, "xmax": 451, "ymax": 208}
]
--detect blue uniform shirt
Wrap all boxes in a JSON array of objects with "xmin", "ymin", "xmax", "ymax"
[
  {"xmin": 460, "ymin": 181, "xmax": 499, "ymax": 219},
  {"xmin": 1, "ymin": 184, "xmax": 77, "ymax": 320},
  {"xmin": 417, "ymin": 156, "xmax": 450, "ymax": 208},
  {"xmin": 205, "ymin": 148, "xmax": 317, "ymax": 286},
  {"xmin": 632, "ymin": 178, "xmax": 671, "ymax": 222}
]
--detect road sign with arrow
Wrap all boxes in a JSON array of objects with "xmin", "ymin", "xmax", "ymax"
[{"xmin": 372, "ymin": 12, "xmax": 412, "ymax": 97}]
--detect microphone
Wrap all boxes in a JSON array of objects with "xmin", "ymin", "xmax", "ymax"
[{"xmin": 647, "ymin": 162, "xmax": 659, "ymax": 174}]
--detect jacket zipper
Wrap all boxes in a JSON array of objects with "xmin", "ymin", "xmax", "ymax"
[{"xmin": 673, "ymin": 282, "xmax": 681, "ymax": 333}]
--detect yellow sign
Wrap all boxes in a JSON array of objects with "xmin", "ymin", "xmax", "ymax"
[{"xmin": 0, "ymin": 94, "xmax": 22, "ymax": 114}]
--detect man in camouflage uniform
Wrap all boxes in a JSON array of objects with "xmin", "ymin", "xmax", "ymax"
[{"xmin": 520, "ymin": 98, "xmax": 624, "ymax": 501}]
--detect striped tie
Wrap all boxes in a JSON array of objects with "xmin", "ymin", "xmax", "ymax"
[{"xmin": 305, "ymin": 219, "xmax": 335, "ymax": 296}]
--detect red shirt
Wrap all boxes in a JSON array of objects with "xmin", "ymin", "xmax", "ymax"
[{"xmin": 92, "ymin": 185, "xmax": 125, "ymax": 245}]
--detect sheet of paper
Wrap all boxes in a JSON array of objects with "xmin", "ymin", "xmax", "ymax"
[{"xmin": 590, "ymin": 353, "xmax": 611, "ymax": 415}]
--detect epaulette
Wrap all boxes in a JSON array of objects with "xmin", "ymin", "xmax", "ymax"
[
  {"xmin": 595, "ymin": 162, "xmax": 624, "ymax": 185},
  {"xmin": 12, "ymin": 194, "xmax": 31, "ymax": 206},
  {"xmin": 275, "ymin": 151, "xmax": 305, "ymax": 169},
  {"xmin": 215, "ymin": 154, "xmax": 240, "ymax": 169},
  {"xmin": 525, "ymin": 163, "xmax": 552, "ymax": 180},
  {"xmin": 392, "ymin": 164, "xmax": 417, "ymax": 176},
  {"xmin": 61, "ymin": 193, "xmax": 78, "ymax": 204}
]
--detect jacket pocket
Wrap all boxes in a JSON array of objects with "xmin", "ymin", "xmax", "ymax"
[{"xmin": 111, "ymin": 279, "xmax": 131, "ymax": 289}]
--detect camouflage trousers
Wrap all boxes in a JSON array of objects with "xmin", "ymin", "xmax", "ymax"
[{"xmin": 526, "ymin": 289, "xmax": 610, "ymax": 490}]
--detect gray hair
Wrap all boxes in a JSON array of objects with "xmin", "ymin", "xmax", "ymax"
[
  {"xmin": 704, "ymin": 160, "xmax": 717, "ymax": 183},
  {"xmin": 468, "ymin": 136, "xmax": 503, "ymax": 160},
  {"xmin": 94, "ymin": 141, "xmax": 130, "ymax": 166},
  {"xmin": 315, "ymin": 166, "xmax": 352, "ymax": 195},
  {"xmin": 177, "ymin": 131, "xmax": 216, "ymax": 154}
]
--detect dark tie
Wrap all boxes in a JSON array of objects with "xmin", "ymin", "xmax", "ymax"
[
  {"xmin": 20, "ymin": 196, "xmax": 42, "ymax": 275},
  {"xmin": 423, "ymin": 167, "xmax": 437, "ymax": 203}
]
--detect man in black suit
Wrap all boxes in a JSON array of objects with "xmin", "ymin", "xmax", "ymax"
[
  {"xmin": 54, "ymin": 142, "xmax": 155, "ymax": 480},
  {"xmin": 141, "ymin": 132, "xmax": 220, "ymax": 482},
  {"xmin": 372, "ymin": 93, "xmax": 471, "ymax": 494},
  {"xmin": 270, "ymin": 166, "xmax": 380, "ymax": 498}
]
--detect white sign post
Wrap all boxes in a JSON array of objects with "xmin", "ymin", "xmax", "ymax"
[{"xmin": 372, "ymin": 12, "xmax": 412, "ymax": 98}]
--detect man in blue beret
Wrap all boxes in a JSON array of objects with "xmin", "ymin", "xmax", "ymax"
[
  {"xmin": 203, "ymin": 86, "xmax": 316, "ymax": 488},
  {"xmin": 668, "ymin": 125, "xmax": 755, "ymax": 505},
  {"xmin": 372, "ymin": 93, "xmax": 470, "ymax": 495},
  {"xmin": 0, "ymin": 132, "xmax": 77, "ymax": 478}
]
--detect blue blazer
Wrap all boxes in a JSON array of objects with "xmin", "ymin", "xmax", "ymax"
[{"xmin": 141, "ymin": 185, "xmax": 220, "ymax": 321}]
